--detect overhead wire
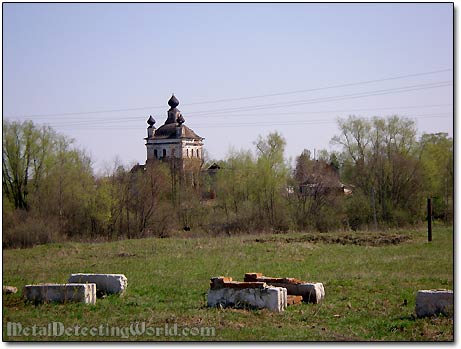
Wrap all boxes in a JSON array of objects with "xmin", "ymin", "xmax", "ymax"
[
  {"xmin": 46, "ymin": 113, "xmax": 452, "ymax": 130},
  {"xmin": 185, "ymin": 81, "xmax": 453, "ymax": 116},
  {"xmin": 35, "ymin": 81, "xmax": 453, "ymax": 128},
  {"xmin": 28, "ymin": 102, "xmax": 452, "ymax": 127},
  {"xmin": 6, "ymin": 68, "xmax": 453, "ymax": 120}
]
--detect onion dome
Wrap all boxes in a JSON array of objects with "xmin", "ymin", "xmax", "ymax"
[
  {"xmin": 147, "ymin": 115, "xmax": 156, "ymax": 126},
  {"xmin": 168, "ymin": 94, "xmax": 179, "ymax": 108},
  {"xmin": 176, "ymin": 113, "xmax": 185, "ymax": 125}
]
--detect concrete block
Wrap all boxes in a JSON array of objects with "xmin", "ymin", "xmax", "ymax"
[
  {"xmin": 3, "ymin": 286, "xmax": 18, "ymax": 294},
  {"xmin": 68, "ymin": 274, "xmax": 127, "ymax": 296},
  {"xmin": 23, "ymin": 283, "xmax": 96, "ymax": 304},
  {"xmin": 244, "ymin": 273, "xmax": 325, "ymax": 304},
  {"xmin": 207, "ymin": 284, "xmax": 287, "ymax": 312},
  {"xmin": 278, "ymin": 282, "xmax": 324, "ymax": 304},
  {"xmin": 416, "ymin": 289, "xmax": 453, "ymax": 318}
]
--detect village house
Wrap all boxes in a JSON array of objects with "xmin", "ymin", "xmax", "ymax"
[{"xmin": 299, "ymin": 160, "xmax": 352, "ymax": 196}]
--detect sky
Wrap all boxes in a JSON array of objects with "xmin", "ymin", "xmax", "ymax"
[{"xmin": 3, "ymin": 3, "xmax": 454, "ymax": 173}]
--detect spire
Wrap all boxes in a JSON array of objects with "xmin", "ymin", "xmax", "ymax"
[
  {"xmin": 147, "ymin": 115, "xmax": 156, "ymax": 127},
  {"xmin": 168, "ymin": 94, "xmax": 179, "ymax": 109}
]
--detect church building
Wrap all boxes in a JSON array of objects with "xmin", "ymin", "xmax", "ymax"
[
  {"xmin": 139, "ymin": 95, "xmax": 204, "ymax": 189},
  {"xmin": 145, "ymin": 94, "xmax": 204, "ymax": 166}
]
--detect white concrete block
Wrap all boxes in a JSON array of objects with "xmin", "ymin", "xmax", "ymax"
[
  {"xmin": 23, "ymin": 283, "xmax": 96, "ymax": 304},
  {"xmin": 292, "ymin": 283, "xmax": 325, "ymax": 304},
  {"xmin": 68, "ymin": 274, "xmax": 127, "ymax": 295},
  {"xmin": 263, "ymin": 282, "xmax": 325, "ymax": 304},
  {"xmin": 207, "ymin": 285, "xmax": 287, "ymax": 312},
  {"xmin": 416, "ymin": 289, "xmax": 453, "ymax": 318},
  {"xmin": 3, "ymin": 286, "xmax": 18, "ymax": 294}
]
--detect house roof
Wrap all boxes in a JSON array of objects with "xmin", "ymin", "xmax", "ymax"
[
  {"xmin": 207, "ymin": 162, "xmax": 221, "ymax": 170},
  {"xmin": 149, "ymin": 95, "xmax": 203, "ymax": 140},
  {"xmin": 154, "ymin": 123, "xmax": 203, "ymax": 140},
  {"xmin": 298, "ymin": 161, "xmax": 342, "ymax": 186}
]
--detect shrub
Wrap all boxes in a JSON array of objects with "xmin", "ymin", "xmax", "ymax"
[
  {"xmin": 3, "ymin": 211, "xmax": 61, "ymax": 249},
  {"xmin": 345, "ymin": 191, "xmax": 372, "ymax": 231}
]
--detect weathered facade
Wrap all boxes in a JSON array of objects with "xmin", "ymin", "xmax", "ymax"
[
  {"xmin": 145, "ymin": 95, "xmax": 204, "ymax": 166},
  {"xmin": 139, "ymin": 94, "xmax": 204, "ymax": 189}
]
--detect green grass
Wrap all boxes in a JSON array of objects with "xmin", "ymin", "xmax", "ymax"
[{"xmin": 2, "ymin": 225, "xmax": 453, "ymax": 341}]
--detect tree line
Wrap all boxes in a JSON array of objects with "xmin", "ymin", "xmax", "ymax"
[{"xmin": 2, "ymin": 116, "xmax": 453, "ymax": 248}]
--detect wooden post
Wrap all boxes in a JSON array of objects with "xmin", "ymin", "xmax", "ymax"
[{"xmin": 427, "ymin": 197, "xmax": 432, "ymax": 242}]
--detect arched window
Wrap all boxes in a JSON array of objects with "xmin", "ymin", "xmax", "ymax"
[
  {"xmin": 162, "ymin": 149, "xmax": 167, "ymax": 158},
  {"xmin": 197, "ymin": 149, "xmax": 200, "ymax": 158},
  {"xmin": 186, "ymin": 149, "xmax": 189, "ymax": 158},
  {"xmin": 154, "ymin": 149, "xmax": 158, "ymax": 159}
]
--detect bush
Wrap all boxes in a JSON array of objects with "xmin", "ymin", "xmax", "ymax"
[
  {"xmin": 314, "ymin": 206, "xmax": 344, "ymax": 233},
  {"xmin": 3, "ymin": 211, "xmax": 61, "ymax": 249},
  {"xmin": 345, "ymin": 192, "xmax": 372, "ymax": 231}
]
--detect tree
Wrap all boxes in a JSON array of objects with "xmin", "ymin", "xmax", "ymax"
[
  {"xmin": 2, "ymin": 120, "xmax": 55, "ymax": 210},
  {"xmin": 294, "ymin": 149, "xmax": 312, "ymax": 183},
  {"xmin": 420, "ymin": 133, "xmax": 453, "ymax": 223},
  {"xmin": 214, "ymin": 149, "xmax": 257, "ymax": 232},
  {"xmin": 3, "ymin": 120, "xmax": 96, "ymax": 245},
  {"xmin": 290, "ymin": 149, "xmax": 345, "ymax": 231},
  {"xmin": 253, "ymin": 132, "xmax": 289, "ymax": 229},
  {"xmin": 332, "ymin": 115, "xmax": 424, "ymax": 227}
]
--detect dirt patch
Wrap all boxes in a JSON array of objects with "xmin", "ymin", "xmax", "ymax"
[{"xmin": 255, "ymin": 232, "xmax": 411, "ymax": 246}]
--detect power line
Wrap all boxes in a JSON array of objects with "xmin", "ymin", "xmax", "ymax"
[
  {"xmin": 187, "ymin": 81, "xmax": 452, "ymax": 116},
  {"xmin": 22, "ymin": 102, "xmax": 452, "ymax": 127},
  {"xmin": 36, "ymin": 81, "xmax": 452, "ymax": 127},
  {"xmin": 6, "ymin": 68, "xmax": 453, "ymax": 119},
  {"xmin": 183, "ymin": 68, "xmax": 453, "ymax": 106},
  {"xmin": 46, "ymin": 113, "xmax": 452, "ymax": 130},
  {"xmin": 41, "ymin": 108, "xmax": 453, "ymax": 128}
]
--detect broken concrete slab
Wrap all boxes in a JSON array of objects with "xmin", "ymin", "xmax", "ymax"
[
  {"xmin": 244, "ymin": 273, "xmax": 325, "ymax": 304},
  {"xmin": 68, "ymin": 273, "xmax": 127, "ymax": 296},
  {"xmin": 23, "ymin": 283, "xmax": 96, "ymax": 304},
  {"xmin": 416, "ymin": 289, "xmax": 453, "ymax": 318},
  {"xmin": 3, "ymin": 286, "xmax": 18, "ymax": 294},
  {"xmin": 210, "ymin": 276, "xmax": 267, "ymax": 290},
  {"xmin": 207, "ymin": 276, "xmax": 287, "ymax": 312}
]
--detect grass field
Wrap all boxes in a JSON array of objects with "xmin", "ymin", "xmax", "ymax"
[{"xmin": 2, "ymin": 226, "xmax": 453, "ymax": 341}]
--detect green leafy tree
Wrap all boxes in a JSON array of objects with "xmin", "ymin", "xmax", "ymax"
[
  {"xmin": 2, "ymin": 120, "xmax": 55, "ymax": 210},
  {"xmin": 332, "ymin": 115, "xmax": 424, "ymax": 227},
  {"xmin": 420, "ymin": 133, "xmax": 453, "ymax": 223},
  {"xmin": 253, "ymin": 132, "xmax": 289, "ymax": 229}
]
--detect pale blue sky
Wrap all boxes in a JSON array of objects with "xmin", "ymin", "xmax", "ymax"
[{"xmin": 3, "ymin": 3, "xmax": 453, "ymax": 172}]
